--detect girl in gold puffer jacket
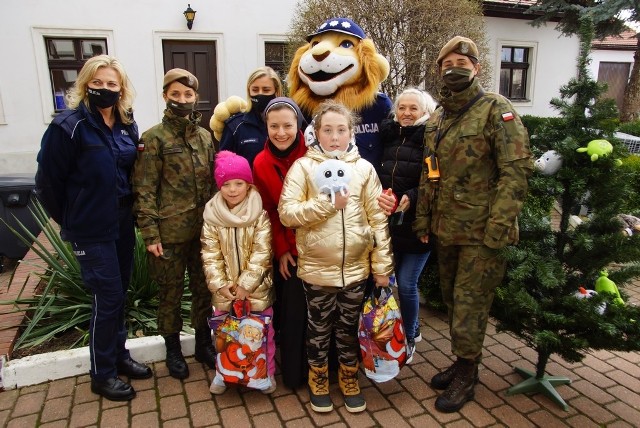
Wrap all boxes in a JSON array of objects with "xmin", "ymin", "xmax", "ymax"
[
  {"xmin": 278, "ymin": 101, "xmax": 394, "ymax": 414},
  {"xmin": 201, "ymin": 151, "xmax": 275, "ymax": 395}
]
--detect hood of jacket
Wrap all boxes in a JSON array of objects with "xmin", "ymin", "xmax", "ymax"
[{"xmin": 305, "ymin": 139, "xmax": 361, "ymax": 164}]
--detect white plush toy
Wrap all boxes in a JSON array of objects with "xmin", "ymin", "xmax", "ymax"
[
  {"xmin": 534, "ymin": 150, "xmax": 563, "ymax": 175},
  {"xmin": 314, "ymin": 159, "xmax": 352, "ymax": 205}
]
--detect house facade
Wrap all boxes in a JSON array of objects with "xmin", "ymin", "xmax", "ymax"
[
  {"xmin": 0, "ymin": 0, "xmax": 579, "ymax": 173},
  {"xmin": 589, "ymin": 29, "xmax": 636, "ymax": 112}
]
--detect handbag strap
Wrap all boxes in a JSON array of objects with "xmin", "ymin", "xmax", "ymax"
[{"xmin": 232, "ymin": 299, "xmax": 251, "ymax": 317}]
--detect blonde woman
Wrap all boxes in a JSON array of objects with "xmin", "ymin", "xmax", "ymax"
[
  {"xmin": 218, "ymin": 66, "xmax": 284, "ymax": 167},
  {"xmin": 36, "ymin": 55, "xmax": 151, "ymax": 402}
]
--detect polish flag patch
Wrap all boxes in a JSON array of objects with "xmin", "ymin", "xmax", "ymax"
[
  {"xmin": 137, "ymin": 142, "xmax": 145, "ymax": 151},
  {"xmin": 502, "ymin": 112, "xmax": 515, "ymax": 122}
]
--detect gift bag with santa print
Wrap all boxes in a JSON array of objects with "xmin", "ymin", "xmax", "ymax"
[
  {"xmin": 208, "ymin": 300, "xmax": 273, "ymax": 391},
  {"xmin": 358, "ymin": 286, "xmax": 408, "ymax": 383}
]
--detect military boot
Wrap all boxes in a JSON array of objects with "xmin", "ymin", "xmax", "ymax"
[
  {"xmin": 338, "ymin": 362, "xmax": 366, "ymax": 413},
  {"xmin": 308, "ymin": 364, "xmax": 333, "ymax": 413},
  {"xmin": 434, "ymin": 359, "xmax": 478, "ymax": 413},
  {"xmin": 194, "ymin": 328, "xmax": 216, "ymax": 370},
  {"xmin": 431, "ymin": 358, "xmax": 479, "ymax": 390},
  {"xmin": 164, "ymin": 334, "xmax": 189, "ymax": 379}
]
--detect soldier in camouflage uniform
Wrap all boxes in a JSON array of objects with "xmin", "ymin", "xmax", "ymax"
[
  {"xmin": 413, "ymin": 37, "xmax": 533, "ymax": 413},
  {"xmin": 132, "ymin": 69, "xmax": 216, "ymax": 379}
]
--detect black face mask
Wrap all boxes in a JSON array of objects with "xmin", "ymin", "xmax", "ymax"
[
  {"xmin": 251, "ymin": 94, "xmax": 276, "ymax": 114},
  {"xmin": 87, "ymin": 88, "xmax": 120, "ymax": 109},
  {"xmin": 166, "ymin": 100, "xmax": 195, "ymax": 117},
  {"xmin": 442, "ymin": 67, "xmax": 474, "ymax": 93}
]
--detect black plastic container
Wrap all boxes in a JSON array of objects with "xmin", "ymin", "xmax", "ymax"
[{"xmin": 0, "ymin": 173, "xmax": 42, "ymax": 271}]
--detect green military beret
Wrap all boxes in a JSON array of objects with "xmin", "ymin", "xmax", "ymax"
[
  {"xmin": 163, "ymin": 68, "xmax": 198, "ymax": 91},
  {"xmin": 437, "ymin": 36, "xmax": 479, "ymax": 66}
]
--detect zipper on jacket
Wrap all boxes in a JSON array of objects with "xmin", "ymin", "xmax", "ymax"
[
  {"xmin": 390, "ymin": 135, "xmax": 406, "ymax": 190},
  {"xmin": 234, "ymin": 227, "xmax": 241, "ymax": 285},
  {"xmin": 341, "ymin": 210, "xmax": 346, "ymax": 287}
]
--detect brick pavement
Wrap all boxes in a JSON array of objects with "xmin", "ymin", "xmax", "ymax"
[
  {"xmin": 1, "ymin": 296, "xmax": 639, "ymax": 427},
  {"xmin": 1, "ymin": 228, "xmax": 640, "ymax": 426}
]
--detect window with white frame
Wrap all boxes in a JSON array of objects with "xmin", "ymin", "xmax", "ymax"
[
  {"xmin": 45, "ymin": 37, "xmax": 107, "ymax": 111},
  {"xmin": 264, "ymin": 41, "xmax": 287, "ymax": 80},
  {"xmin": 32, "ymin": 27, "xmax": 114, "ymax": 123},
  {"xmin": 499, "ymin": 46, "xmax": 531, "ymax": 101}
]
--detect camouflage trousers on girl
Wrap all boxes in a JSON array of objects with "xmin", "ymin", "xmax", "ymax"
[{"xmin": 303, "ymin": 280, "xmax": 366, "ymax": 367}]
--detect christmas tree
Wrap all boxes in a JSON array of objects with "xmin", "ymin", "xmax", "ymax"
[{"xmin": 492, "ymin": 16, "xmax": 640, "ymax": 410}]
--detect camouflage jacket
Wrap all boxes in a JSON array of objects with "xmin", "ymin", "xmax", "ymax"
[
  {"xmin": 413, "ymin": 80, "xmax": 533, "ymax": 249},
  {"xmin": 132, "ymin": 110, "xmax": 215, "ymax": 245}
]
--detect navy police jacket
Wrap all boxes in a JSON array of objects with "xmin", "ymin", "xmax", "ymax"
[
  {"xmin": 218, "ymin": 110, "xmax": 266, "ymax": 167},
  {"xmin": 354, "ymin": 93, "xmax": 392, "ymax": 169},
  {"xmin": 36, "ymin": 103, "xmax": 138, "ymax": 243}
]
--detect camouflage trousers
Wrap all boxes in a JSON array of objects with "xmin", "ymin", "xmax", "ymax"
[
  {"xmin": 303, "ymin": 280, "xmax": 366, "ymax": 367},
  {"xmin": 148, "ymin": 238, "xmax": 212, "ymax": 335},
  {"xmin": 437, "ymin": 243, "xmax": 506, "ymax": 361}
]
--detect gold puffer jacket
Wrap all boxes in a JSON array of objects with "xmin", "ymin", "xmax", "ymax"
[
  {"xmin": 201, "ymin": 186, "xmax": 274, "ymax": 312},
  {"xmin": 278, "ymin": 144, "xmax": 394, "ymax": 287}
]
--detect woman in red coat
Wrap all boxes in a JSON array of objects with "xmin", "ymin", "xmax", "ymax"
[{"xmin": 253, "ymin": 97, "xmax": 307, "ymax": 389}]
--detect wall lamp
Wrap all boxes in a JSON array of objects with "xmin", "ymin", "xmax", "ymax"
[{"xmin": 184, "ymin": 4, "xmax": 196, "ymax": 30}]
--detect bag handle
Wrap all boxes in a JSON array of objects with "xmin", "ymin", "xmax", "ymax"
[
  {"xmin": 232, "ymin": 299, "xmax": 251, "ymax": 317},
  {"xmin": 371, "ymin": 285, "xmax": 392, "ymax": 305}
]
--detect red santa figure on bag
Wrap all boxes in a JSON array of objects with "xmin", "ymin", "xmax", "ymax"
[
  {"xmin": 213, "ymin": 317, "xmax": 271, "ymax": 390},
  {"xmin": 360, "ymin": 309, "xmax": 407, "ymax": 383}
]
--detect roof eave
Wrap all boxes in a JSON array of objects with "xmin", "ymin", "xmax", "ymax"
[{"xmin": 482, "ymin": 1, "xmax": 560, "ymax": 21}]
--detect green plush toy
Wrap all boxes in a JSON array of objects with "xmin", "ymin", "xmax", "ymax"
[
  {"xmin": 576, "ymin": 139, "xmax": 613, "ymax": 161},
  {"xmin": 594, "ymin": 270, "xmax": 625, "ymax": 306}
]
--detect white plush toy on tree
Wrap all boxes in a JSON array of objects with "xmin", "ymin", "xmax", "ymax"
[{"xmin": 534, "ymin": 150, "xmax": 563, "ymax": 175}]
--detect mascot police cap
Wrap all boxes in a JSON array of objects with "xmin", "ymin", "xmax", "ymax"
[{"xmin": 306, "ymin": 17, "xmax": 366, "ymax": 41}]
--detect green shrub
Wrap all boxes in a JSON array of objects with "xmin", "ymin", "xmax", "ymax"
[
  {"xmin": 618, "ymin": 120, "xmax": 640, "ymax": 137},
  {"xmin": 618, "ymin": 154, "xmax": 640, "ymax": 215},
  {"xmin": 0, "ymin": 200, "xmax": 193, "ymax": 350}
]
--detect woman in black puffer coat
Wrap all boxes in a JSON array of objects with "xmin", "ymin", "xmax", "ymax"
[{"xmin": 378, "ymin": 88, "xmax": 437, "ymax": 362}]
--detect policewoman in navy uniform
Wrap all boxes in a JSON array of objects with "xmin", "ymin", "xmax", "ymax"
[{"xmin": 36, "ymin": 55, "xmax": 152, "ymax": 402}]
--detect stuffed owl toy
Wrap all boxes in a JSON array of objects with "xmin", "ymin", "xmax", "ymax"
[{"xmin": 314, "ymin": 159, "xmax": 352, "ymax": 205}]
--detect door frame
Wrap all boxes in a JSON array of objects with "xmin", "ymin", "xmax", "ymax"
[{"xmin": 152, "ymin": 31, "xmax": 225, "ymax": 120}]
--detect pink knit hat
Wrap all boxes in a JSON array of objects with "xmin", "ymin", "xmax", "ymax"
[{"xmin": 214, "ymin": 150, "xmax": 253, "ymax": 188}]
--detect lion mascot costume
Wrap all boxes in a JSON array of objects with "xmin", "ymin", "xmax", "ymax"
[{"xmin": 211, "ymin": 17, "xmax": 392, "ymax": 167}]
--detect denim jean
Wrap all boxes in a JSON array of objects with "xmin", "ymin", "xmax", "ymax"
[{"xmin": 395, "ymin": 251, "xmax": 431, "ymax": 340}]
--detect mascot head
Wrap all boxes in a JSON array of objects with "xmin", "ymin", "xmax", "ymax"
[{"xmin": 288, "ymin": 17, "xmax": 390, "ymax": 115}]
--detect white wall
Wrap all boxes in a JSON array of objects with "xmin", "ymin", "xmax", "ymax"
[
  {"xmin": 484, "ymin": 17, "xmax": 579, "ymax": 117},
  {"xmin": 589, "ymin": 49, "xmax": 634, "ymax": 80},
  {"xmin": 0, "ymin": 3, "xmax": 581, "ymax": 173},
  {"xmin": 0, "ymin": 0, "xmax": 298, "ymax": 173}
]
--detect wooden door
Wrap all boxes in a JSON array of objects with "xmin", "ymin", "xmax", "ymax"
[
  {"xmin": 162, "ymin": 40, "xmax": 218, "ymax": 135},
  {"xmin": 598, "ymin": 62, "xmax": 631, "ymax": 111}
]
